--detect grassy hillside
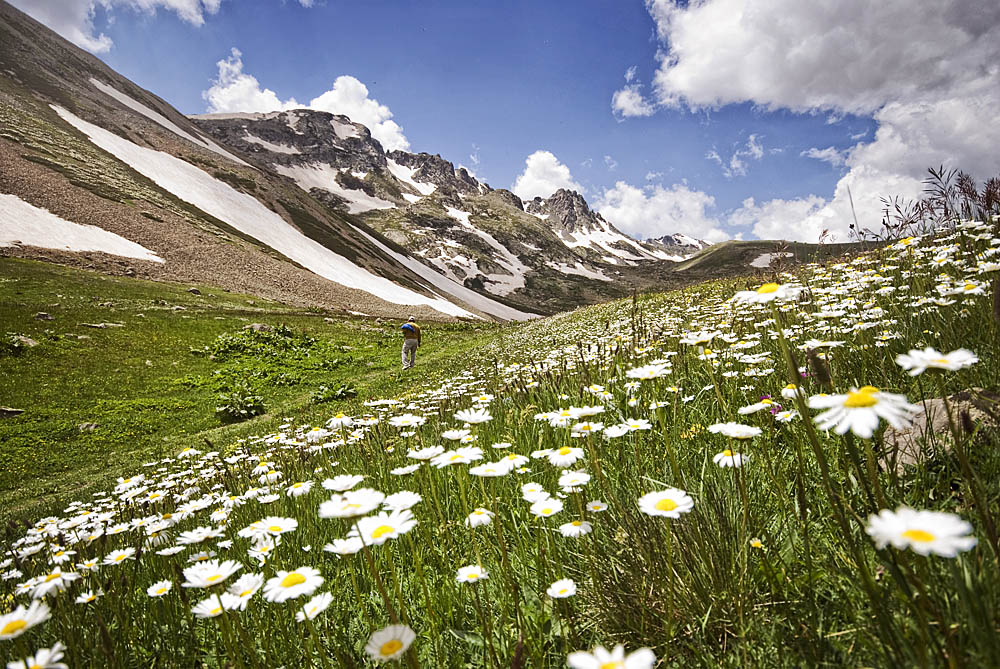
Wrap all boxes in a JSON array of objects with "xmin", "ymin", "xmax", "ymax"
[
  {"xmin": 2, "ymin": 224, "xmax": 999, "ymax": 667},
  {"xmin": 0, "ymin": 258, "xmax": 493, "ymax": 519}
]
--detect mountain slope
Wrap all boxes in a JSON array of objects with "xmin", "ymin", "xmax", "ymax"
[{"xmin": 0, "ymin": 1, "xmax": 531, "ymax": 321}]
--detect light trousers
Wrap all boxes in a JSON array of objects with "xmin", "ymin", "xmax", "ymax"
[{"xmin": 402, "ymin": 339, "xmax": 418, "ymax": 369}]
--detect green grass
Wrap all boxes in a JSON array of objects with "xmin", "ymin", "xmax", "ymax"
[
  {"xmin": 2, "ymin": 225, "xmax": 1000, "ymax": 668},
  {"xmin": 0, "ymin": 258, "xmax": 494, "ymax": 521}
]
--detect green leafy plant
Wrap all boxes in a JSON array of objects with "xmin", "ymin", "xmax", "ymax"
[
  {"xmin": 214, "ymin": 382, "xmax": 265, "ymax": 422},
  {"xmin": 310, "ymin": 382, "xmax": 357, "ymax": 404}
]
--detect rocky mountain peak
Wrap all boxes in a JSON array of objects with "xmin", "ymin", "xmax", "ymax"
[
  {"xmin": 527, "ymin": 188, "xmax": 610, "ymax": 235},
  {"xmin": 386, "ymin": 150, "xmax": 487, "ymax": 196}
]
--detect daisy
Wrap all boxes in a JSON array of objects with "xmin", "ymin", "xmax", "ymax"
[
  {"xmin": 286, "ymin": 481, "xmax": 314, "ymax": 497},
  {"xmin": 708, "ymin": 423, "xmax": 762, "ymax": 440},
  {"xmin": 441, "ymin": 428, "xmax": 471, "ymax": 441},
  {"xmin": 181, "ymin": 559, "xmax": 242, "ymax": 588},
  {"xmin": 530, "ymin": 498, "xmax": 564, "ymax": 518},
  {"xmin": 75, "ymin": 590, "xmax": 102, "ymax": 604},
  {"xmin": 558, "ymin": 470, "xmax": 591, "ymax": 489},
  {"xmin": 295, "ymin": 592, "xmax": 334, "ymax": 622},
  {"xmin": 263, "ymin": 567, "xmax": 324, "ymax": 602},
  {"xmin": 465, "ymin": 508, "xmax": 494, "ymax": 528},
  {"xmin": 456, "ymin": 565, "xmax": 489, "ymax": 583},
  {"xmin": 406, "ymin": 446, "xmax": 444, "ymax": 460},
  {"xmin": 731, "ymin": 282, "xmax": 803, "ymax": 304},
  {"xmin": 326, "ymin": 413, "xmax": 354, "ymax": 429},
  {"xmin": 638, "ymin": 489, "xmax": 694, "ymax": 518},
  {"xmin": 226, "ymin": 573, "xmax": 264, "ymax": 609},
  {"xmin": 559, "ymin": 520, "xmax": 593, "ymax": 537},
  {"xmin": 192, "ymin": 594, "xmax": 235, "ymax": 618},
  {"xmin": 586, "ymin": 500, "xmax": 608, "ymax": 512},
  {"xmin": 568, "ymin": 644, "xmax": 656, "ymax": 669},
  {"xmin": 0, "ymin": 601, "xmax": 50, "ymax": 639},
  {"xmin": 383, "ymin": 491, "xmax": 422, "ymax": 511},
  {"xmin": 147, "ymin": 579, "xmax": 173, "ymax": 597},
  {"xmin": 895, "ymin": 348, "xmax": 979, "ymax": 376},
  {"xmin": 603, "ymin": 424, "xmax": 630, "ymax": 439},
  {"xmin": 391, "ymin": 464, "xmax": 421, "ymax": 476},
  {"xmin": 809, "ymin": 386, "xmax": 920, "ymax": 439},
  {"xmin": 6, "ymin": 641, "xmax": 68, "ymax": 669},
  {"xmin": 866, "ymin": 507, "xmax": 978, "ymax": 557},
  {"xmin": 625, "ymin": 363, "xmax": 671, "ymax": 380},
  {"xmin": 365, "ymin": 624, "xmax": 416, "ymax": 662},
  {"xmin": 469, "ymin": 461, "xmax": 515, "ymax": 477},
  {"xmin": 322, "ymin": 474, "xmax": 364, "ymax": 492},
  {"xmin": 454, "ymin": 407, "xmax": 492, "ymax": 424},
  {"xmin": 547, "ymin": 446, "xmax": 585, "ymax": 467},
  {"xmin": 177, "ymin": 526, "xmax": 224, "ymax": 545},
  {"xmin": 713, "ymin": 450, "xmax": 748, "ymax": 468},
  {"xmin": 103, "ymin": 547, "xmax": 136, "ymax": 565},
  {"xmin": 324, "ymin": 538, "xmax": 364, "ymax": 556},
  {"xmin": 737, "ymin": 398, "xmax": 779, "ymax": 414},
  {"xmin": 31, "ymin": 568, "xmax": 80, "ymax": 598},
  {"xmin": 547, "ymin": 578, "xmax": 577, "ymax": 598},
  {"xmin": 349, "ymin": 510, "xmax": 418, "ymax": 546},
  {"xmin": 319, "ymin": 489, "xmax": 385, "ymax": 518},
  {"xmin": 572, "ymin": 422, "xmax": 604, "ymax": 435}
]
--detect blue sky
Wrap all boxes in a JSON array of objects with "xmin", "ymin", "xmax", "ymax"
[{"xmin": 13, "ymin": 0, "xmax": 999, "ymax": 242}]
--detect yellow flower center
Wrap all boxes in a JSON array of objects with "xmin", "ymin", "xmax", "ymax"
[
  {"xmin": 207, "ymin": 574, "xmax": 222, "ymax": 582},
  {"xmin": 655, "ymin": 498, "xmax": 678, "ymax": 512},
  {"xmin": 541, "ymin": 508, "xmax": 553, "ymax": 515},
  {"xmin": 269, "ymin": 526, "xmax": 283, "ymax": 532},
  {"xmin": 572, "ymin": 521, "xmax": 582, "ymax": 526},
  {"xmin": 902, "ymin": 529, "xmax": 936, "ymax": 543},
  {"xmin": 371, "ymin": 525, "xmax": 394, "ymax": 539},
  {"xmin": 722, "ymin": 449, "xmax": 734, "ymax": 457},
  {"xmin": 757, "ymin": 283, "xmax": 780, "ymax": 294},
  {"xmin": 1, "ymin": 620, "xmax": 27, "ymax": 635},
  {"xmin": 380, "ymin": 639, "xmax": 403, "ymax": 655},
  {"xmin": 45, "ymin": 572, "xmax": 60, "ymax": 582},
  {"xmin": 240, "ymin": 589, "xmax": 253, "ymax": 597},
  {"xmin": 558, "ymin": 447, "xmax": 572, "ymax": 455},
  {"xmin": 156, "ymin": 588, "xmax": 167, "ymax": 594},
  {"xmin": 600, "ymin": 662, "xmax": 625, "ymax": 669},
  {"xmin": 281, "ymin": 573, "xmax": 306, "ymax": 588},
  {"xmin": 449, "ymin": 454, "xmax": 463, "ymax": 461},
  {"xmin": 559, "ymin": 588, "xmax": 568, "ymax": 594},
  {"xmin": 210, "ymin": 606, "xmax": 222, "ymax": 615},
  {"xmin": 844, "ymin": 386, "xmax": 879, "ymax": 408}
]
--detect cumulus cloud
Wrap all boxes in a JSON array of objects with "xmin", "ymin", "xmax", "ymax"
[
  {"xmin": 596, "ymin": 181, "xmax": 730, "ymax": 243},
  {"xmin": 511, "ymin": 151, "xmax": 584, "ymax": 201},
  {"xmin": 202, "ymin": 48, "xmax": 410, "ymax": 151},
  {"xmin": 10, "ymin": 0, "xmax": 224, "ymax": 53},
  {"xmin": 642, "ymin": 0, "xmax": 1000, "ymax": 240},
  {"xmin": 611, "ymin": 66, "xmax": 656, "ymax": 119},
  {"xmin": 706, "ymin": 134, "xmax": 764, "ymax": 179},
  {"xmin": 801, "ymin": 146, "xmax": 847, "ymax": 167}
]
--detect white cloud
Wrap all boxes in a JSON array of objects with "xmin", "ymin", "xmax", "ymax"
[
  {"xmin": 645, "ymin": 171, "xmax": 663, "ymax": 181},
  {"xmin": 10, "ymin": 0, "xmax": 223, "ymax": 53},
  {"xmin": 612, "ymin": 85, "xmax": 656, "ymax": 119},
  {"xmin": 511, "ymin": 151, "xmax": 584, "ymax": 201},
  {"xmin": 202, "ymin": 48, "xmax": 410, "ymax": 151},
  {"xmin": 603, "ymin": 155, "xmax": 618, "ymax": 171},
  {"xmin": 706, "ymin": 134, "xmax": 764, "ymax": 178},
  {"xmin": 801, "ymin": 146, "xmax": 847, "ymax": 167},
  {"xmin": 642, "ymin": 0, "xmax": 1000, "ymax": 240},
  {"xmin": 596, "ymin": 181, "xmax": 729, "ymax": 242}
]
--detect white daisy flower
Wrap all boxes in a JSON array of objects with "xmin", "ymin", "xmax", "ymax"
[{"xmin": 866, "ymin": 507, "xmax": 977, "ymax": 557}]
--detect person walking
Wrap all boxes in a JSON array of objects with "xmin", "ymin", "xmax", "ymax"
[{"xmin": 400, "ymin": 316, "xmax": 421, "ymax": 370}]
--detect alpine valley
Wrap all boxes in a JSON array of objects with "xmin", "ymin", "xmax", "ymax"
[{"xmin": 0, "ymin": 1, "xmax": 852, "ymax": 320}]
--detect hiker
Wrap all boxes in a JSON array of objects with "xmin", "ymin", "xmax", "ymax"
[{"xmin": 400, "ymin": 316, "xmax": 421, "ymax": 369}]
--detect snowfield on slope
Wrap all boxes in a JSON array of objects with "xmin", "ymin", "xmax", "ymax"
[
  {"xmin": 52, "ymin": 105, "xmax": 479, "ymax": 319},
  {"xmin": 274, "ymin": 163, "xmax": 396, "ymax": 214},
  {"xmin": 90, "ymin": 79, "xmax": 249, "ymax": 167},
  {"xmin": 0, "ymin": 193, "xmax": 163, "ymax": 262}
]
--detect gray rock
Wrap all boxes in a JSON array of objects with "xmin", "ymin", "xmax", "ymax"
[
  {"xmin": 80, "ymin": 322, "xmax": 124, "ymax": 329},
  {"xmin": 243, "ymin": 323, "xmax": 273, "ymax": 333},
  {"xmin": 34, "ymin": 312, "xmax": 54, "ymax": 320},
  {"xmin": 0, "ymin": 407, "xmax": 25, "ymax": 418},
  {"xmin": 882, "ymin": 390, "xmax": 1000, "ymax": 472},
  {"xmin": 188, "ymin": 288, "xmax": 201, "ymax": 295},
  {"xmin": 78, "ymin": 422, "xmax": 98, "ymax": 432},
  {"xmin": 14, "ymin": 335, "xmax": 38, "ymax": 347}
]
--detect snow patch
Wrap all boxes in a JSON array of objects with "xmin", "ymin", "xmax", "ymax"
[
  {"xmin": 750, "ymin": 252, "xmax": 793, "ymax": 268},
  {"xmin": 52, "ymin": 105, "xmax": 478, "ymax": 319},
  {"xmin": 273, "ymin": 163, "xmax": 395, "ymax": 214},
  {"xmin": 91, "ymin": 79, "xmax": 248, "ymax": 167},
  {"xmin": 444, "ymin": 207, "xmax": 528, "ymax": 296},
  {"xmin": 386, "ymin": 159, "xmax": 436, "ymax": 196},
  {"xmin": 242, "ymin": 133, "xmax": 300, "ymax": 154},
  {"xmin": 0, "ymin": 193, "xmax": 163, "ymax": 262},
  {"xmin": 402, "ymin": 193, "xmax": 422, "ymax": 204},
  {"xmin": 330, "ymin": 118, "xmax": 359, "ymax": 139},
  {"xmin": 546, "ymin": 261, "xmax": 611, "ymax": 282}
]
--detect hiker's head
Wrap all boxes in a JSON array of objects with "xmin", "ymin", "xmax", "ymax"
[{"xmin": 407, "ymin": 316, "xmax": 416, "ymax": 322}]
